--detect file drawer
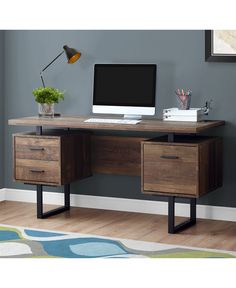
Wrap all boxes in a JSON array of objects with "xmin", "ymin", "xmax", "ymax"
[{"xmin": 141, "ymin": 136, "xmax": 223, "ymax": 198}]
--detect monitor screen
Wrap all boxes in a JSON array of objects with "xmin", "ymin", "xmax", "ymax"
[{"xmin": 93, "ymin": 64, "xmax": 156, "ymax": 107}]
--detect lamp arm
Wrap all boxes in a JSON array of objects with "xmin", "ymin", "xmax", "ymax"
[{"xmin": 40, "ymin": 50, "xmax": 65, "ymax": 87}]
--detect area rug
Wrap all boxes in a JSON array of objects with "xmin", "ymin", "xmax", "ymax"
[{"xmin": 0, "ymin": 224, "xmax": 235, "ymax": 258}]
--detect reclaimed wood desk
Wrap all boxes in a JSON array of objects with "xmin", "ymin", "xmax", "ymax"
[{"xmin": 9, "ymin": 116, "xmax": 225, "ymax": 233}]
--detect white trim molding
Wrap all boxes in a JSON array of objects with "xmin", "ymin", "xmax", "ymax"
[
  {"xmin": 0, "ymin": 188, "xmax": 6, "ymax": 202},
  {"xmin": 1, "ymin": 188, "xmax": 236, "ymax": 222}
]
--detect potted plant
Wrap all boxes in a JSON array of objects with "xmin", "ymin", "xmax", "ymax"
[{"xmin": 32, "ymin": 87, "xmax": 65, "ymax": 117}]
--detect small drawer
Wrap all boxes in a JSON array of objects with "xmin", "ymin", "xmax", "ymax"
[
  {"xmin": 15, "ymin": 159, "xmax": 60, "ymax": 185},
  {"xmin": 142, "ymin": 142, "xmax": 199, "ymax": 196},
  {"xmin": 14, "ymin": 137, "xmax": 60, "ymax": 161},
  {"xmin": 13, "ymin": 131, "xmax": 91, "ymax": 186}
]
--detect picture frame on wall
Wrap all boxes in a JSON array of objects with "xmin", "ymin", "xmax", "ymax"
[{"xmin": 205, "ymin": 30, "xmax": 236, "ymax": 62}]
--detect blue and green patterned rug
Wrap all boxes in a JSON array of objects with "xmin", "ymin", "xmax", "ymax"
[{"xmin": 0, "ymin": 224, "xmax": 235, "ymax": 258}]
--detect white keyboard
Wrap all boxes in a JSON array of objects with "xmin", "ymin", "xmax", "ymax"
[{"xmin": 84, "ymin": 118, "xmax": 141, "ymax": 124}]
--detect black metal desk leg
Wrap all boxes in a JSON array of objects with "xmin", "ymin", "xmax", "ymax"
[
  {"xmin": 168, "ymin": 133, "xmax": 174, "ymax": 142},
  {"xmin": 64, "ymin": 184, "xmax": 70, "ymax": 209},
  {"xmin": 168, "ymin": 196, "xmax": 197, "ymax": 234},
  {"xmin": 36, "ymin": 184, "xmax": 71, "ymax": 219},
  {"xmin": 37, "ymin": 184, "xmax": 43, "ymax": 218},
  {"xmin": 190, "ymin": 198, "xmax": 197, "ymax": 223},
  {"xmin": 36, "ymin": 126, "xmax": 42, "ymax": 135},
  {"xmin": 168, "ymin": 196, "xmax": 175, "ymax": 233}
]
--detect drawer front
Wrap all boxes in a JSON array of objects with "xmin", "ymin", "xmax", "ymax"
[
  {"xmin": 143, "ymin": 143, "xmax": 198, "ymax": 196},
  {"xmin": 15, "ymin": 159, "xmax": 60, "ymax": 184},
  {"xmin": 14, "ymin": 137, "xmax": 60, "ymax": 161}
]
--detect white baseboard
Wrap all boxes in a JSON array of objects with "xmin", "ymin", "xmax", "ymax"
[
  {"xmin": 1, "ymin": 188, "xmax": 236, "ymax": 222},
  {"xmin": 0, "ymin": 188, "xmax": 6, "ymax": 202}
]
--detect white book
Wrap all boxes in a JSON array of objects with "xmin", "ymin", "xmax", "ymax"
[
  {"xmin": 163, "ymin": 107, "xmax": 203, "ymax": 116},
  {"xmin": 163, "ymin": 115, "xmax": 203, "ymax": 122}
]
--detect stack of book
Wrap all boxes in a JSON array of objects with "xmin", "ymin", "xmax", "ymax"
[{"xmin": 163, "ymin": 108, "xmax": 204, "ymax": 122}]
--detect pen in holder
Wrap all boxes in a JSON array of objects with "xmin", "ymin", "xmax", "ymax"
[{"xmin": 175, "ymin": 89, "xmax": 192, "ymax": 110}]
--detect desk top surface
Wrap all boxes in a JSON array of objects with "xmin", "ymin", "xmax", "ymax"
[{"xmin": 8, "ymin": 115, "xmax": 225, "ymax": 134}]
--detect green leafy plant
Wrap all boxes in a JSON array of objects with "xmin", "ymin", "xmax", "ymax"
[{"xmin": 32, "ymin": 87, "xmax": 65, "ymax": 104}]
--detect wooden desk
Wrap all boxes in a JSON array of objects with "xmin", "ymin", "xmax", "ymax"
[{"xmin": 9, "ymin": 116, "xmax": 225, "ymax": 233}]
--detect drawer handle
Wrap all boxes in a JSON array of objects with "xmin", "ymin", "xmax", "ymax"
[
  {"xmin": 160, "ymin": 155, "xmax": 179, "ymax": 159},
  {"xmin": 29, "ymin": 169, "xmax": 45, "ymax": 173},
  {"xmin": 30, "ymin": 147, "xmax": 45, "ymax": 151}
]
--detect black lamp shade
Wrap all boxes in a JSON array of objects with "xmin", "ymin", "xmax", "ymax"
[{"xmin": 63, "ymin": 45, "xmax": 81, "ymax": 64}]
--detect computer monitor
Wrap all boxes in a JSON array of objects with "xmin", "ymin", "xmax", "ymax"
[{"xmin": 92, "ymin": 64, "xmax": 156, "ymax": 119}]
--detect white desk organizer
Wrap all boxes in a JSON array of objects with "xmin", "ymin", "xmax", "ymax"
[{"xmin": 163, "ymin": 108, "xmax": 205, "ymax": 122}]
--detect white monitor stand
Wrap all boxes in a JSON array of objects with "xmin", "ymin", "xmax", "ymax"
[{"xmin": 123, "ymin": 114, "xmax": 142, "ymax": 120}]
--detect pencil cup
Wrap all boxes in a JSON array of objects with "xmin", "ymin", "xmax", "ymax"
[{"xmin": 176, "ymin": 94, "xmax": 191, "ymax": 110}]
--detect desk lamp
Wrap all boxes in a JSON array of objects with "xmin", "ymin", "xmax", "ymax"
[{"xmin": 40, "ymin": 45, "xmax": 81, "ymax": 87}]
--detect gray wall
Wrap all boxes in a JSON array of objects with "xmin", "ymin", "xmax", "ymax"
[
  {"xmin": 3, "ymin": 30, "xmax": 236, "ymax": 208},
  {"xmin": 0, "ymin": 31, "xmax": 4, "ymax": 188}
]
